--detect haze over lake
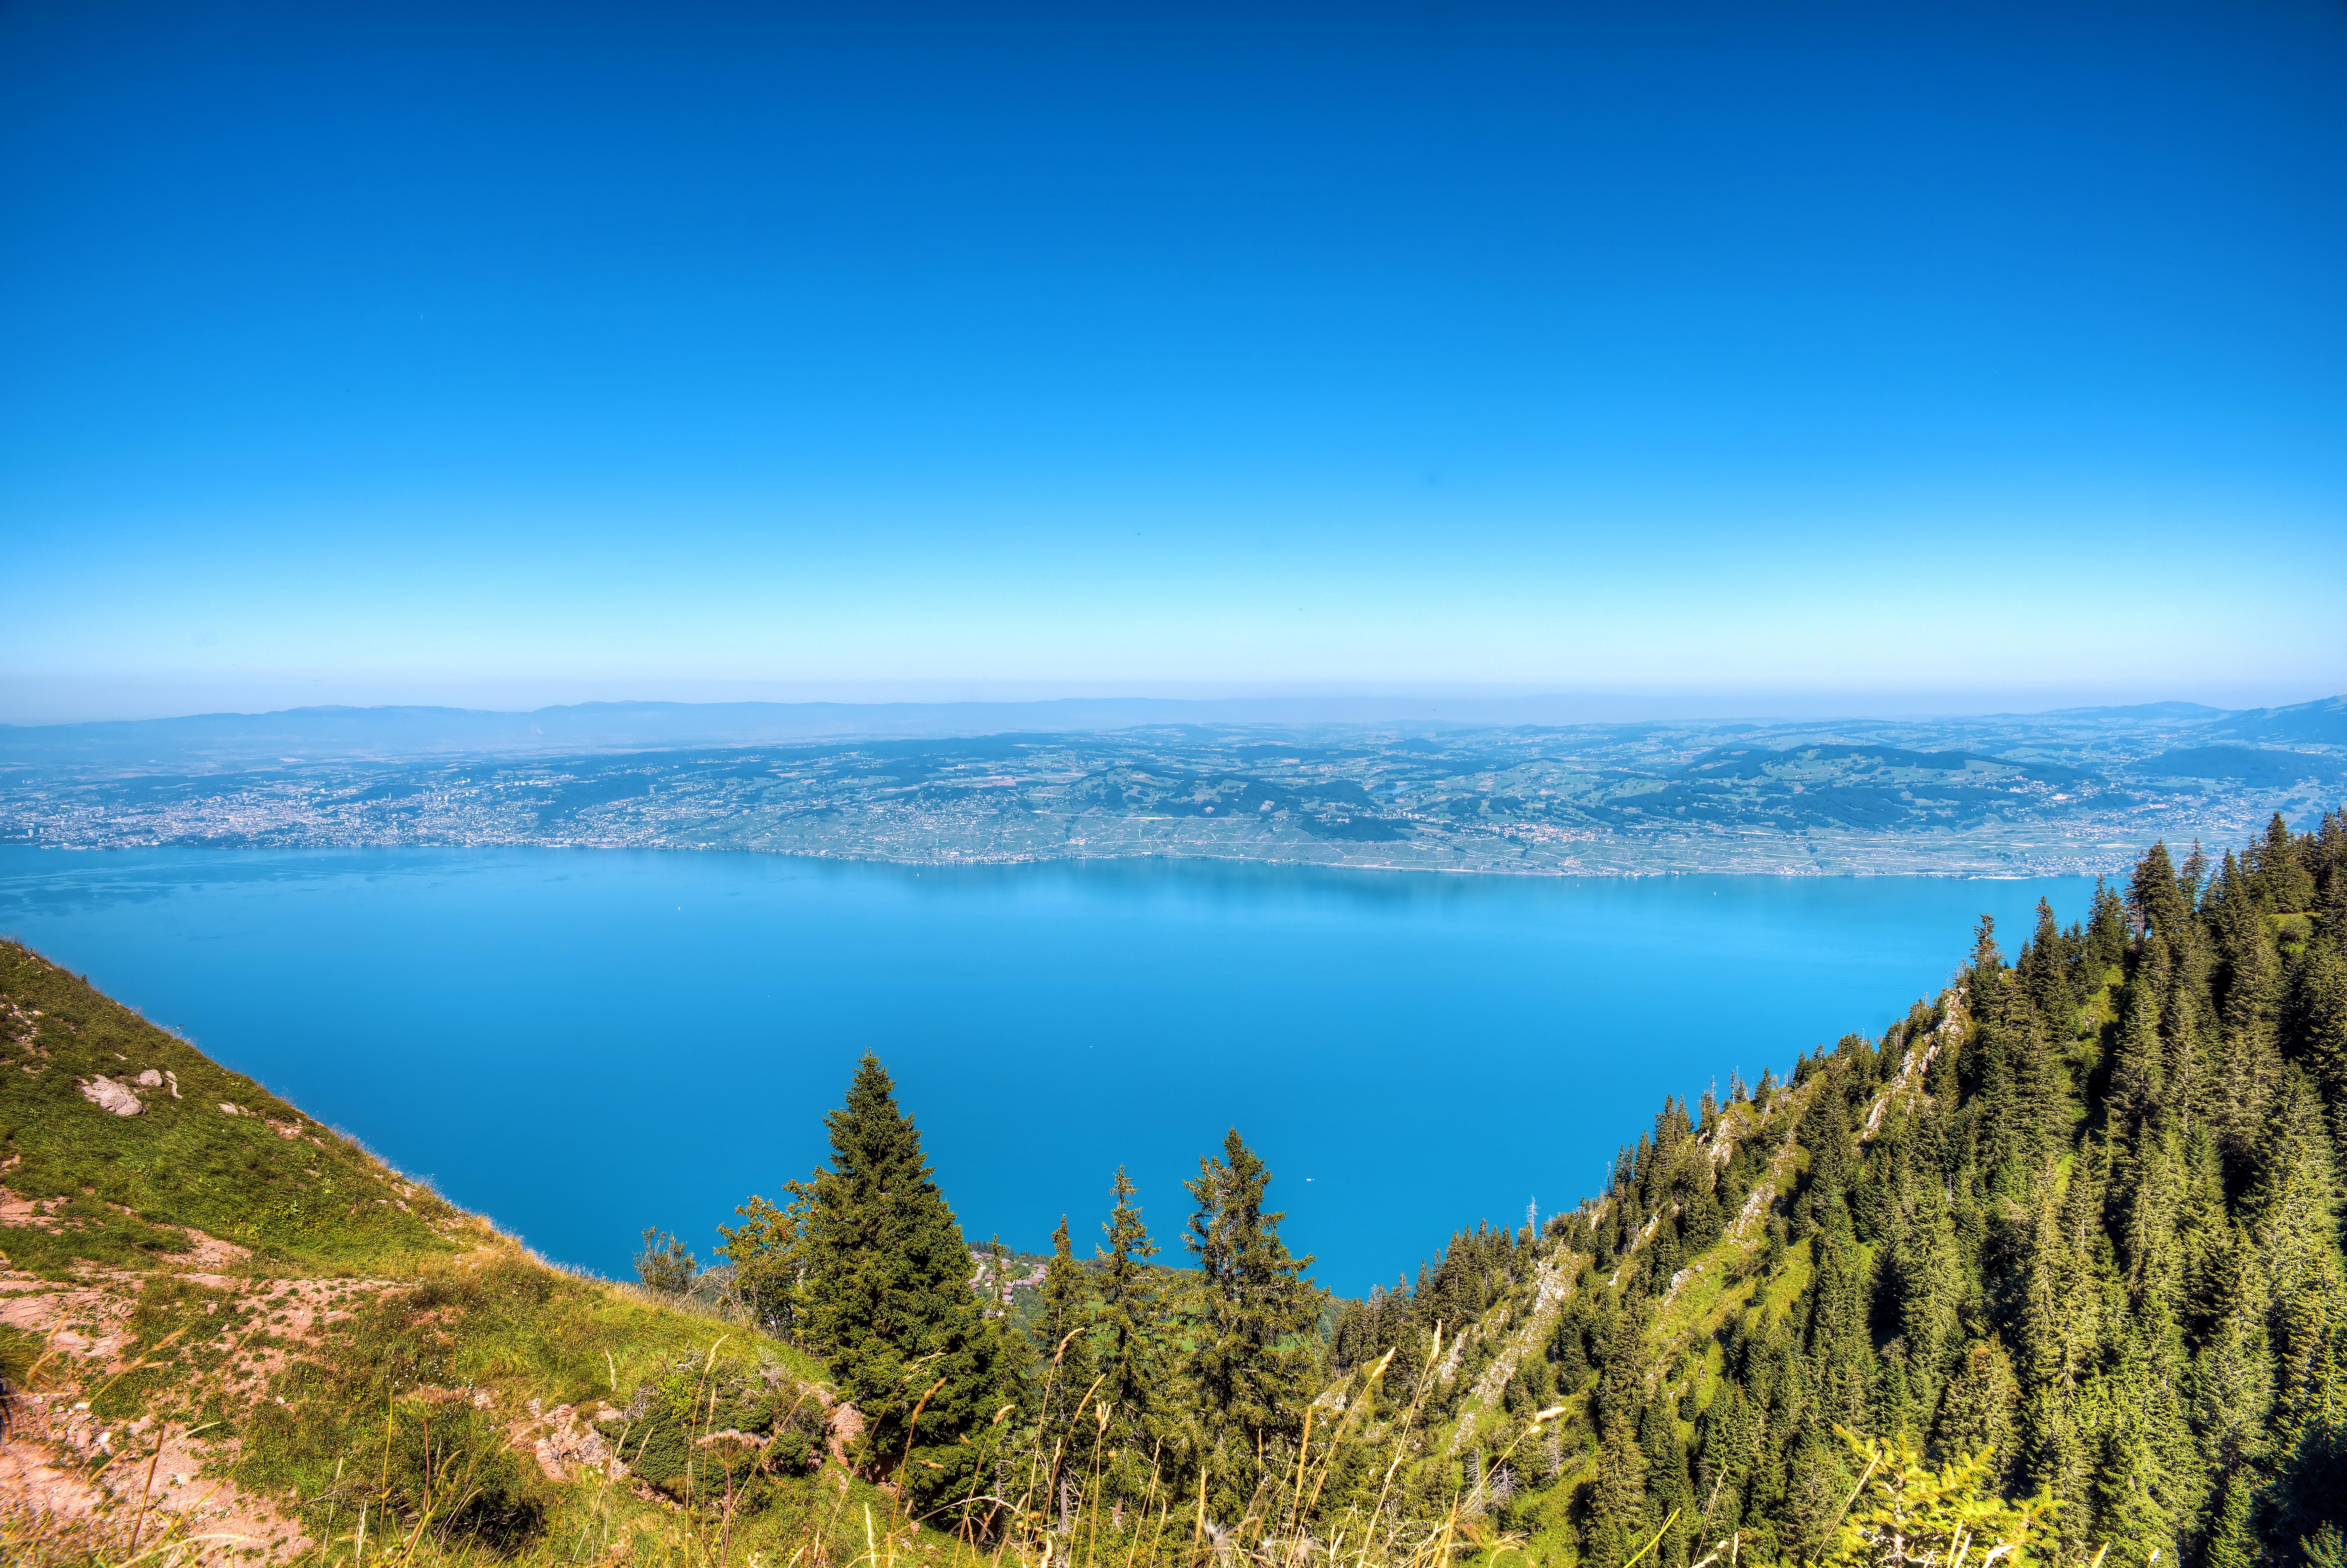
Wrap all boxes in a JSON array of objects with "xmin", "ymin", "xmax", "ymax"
[{"xmin": 0, "ymin": 848, "xmax": 2094, "ymax": 1294}]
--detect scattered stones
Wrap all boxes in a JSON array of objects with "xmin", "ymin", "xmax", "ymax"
[
  {"xmin": 77, "ymin": 1076, "xmax": 143, "ymax": 1116},
  {"xmin": 510, "ymin": 1400, "xmax": 619, "ymax": 1482}
]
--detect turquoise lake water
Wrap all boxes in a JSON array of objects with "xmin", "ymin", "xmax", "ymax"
[{"xmin": 0, "ymin": 848, "xmax": 2096, "ymax": 1295}]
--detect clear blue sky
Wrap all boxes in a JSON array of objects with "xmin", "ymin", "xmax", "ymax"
[{"xmin": 4, "ymin": 0, "xmax": 2343, "ymax": 723}]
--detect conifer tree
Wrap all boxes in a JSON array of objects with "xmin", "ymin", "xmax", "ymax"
[
  {"xmin": 2291, "ymin": 938, "xmax": 2347, "ymax": 1155},
  {"xmin": 1891, "ymin": 1193, "xmax": 1962, "ymax": 1399},
  {"xmin": 2187, "ymin": 1227, "xmax": 2274, "ymax": 1494},
  {"xmin": 2094, "ymin": 1302, "xmax": 2192, "ymax": 1568},
  {"xmin": 800, "ymin": 1054, "xmax": 1004, "ymax": 1510},
  {"xmin": 2203, "ymin": 1467, "xmax": 2261, "ymax": 1568},
  {"xmin": 1587, "ymin": 1345, "xmax": 1650, "ymax": 1568},
  {"xmin": 2168, "ymin": 845, "xmax": 2206, "ymax": 920},
  {"xmin": 2005, "ymin": 995, "xmax": 2062, "ymax": 1182},
  {"xmin": 2167, "ymin": 926, "xmax": 2220, "ymax": 1143},
  {"xmin": 1931, "ymin": 1341, "xmax": 2019, "ymax": 1482},
  {"xmin": 1967, "ymin": 915, "xmax": 2004, "ymax": 1003},
  {"xmin": 1095, "ymin": 1166, "xmax": 1165, "ymax": 1478},
  {"xmin": 1782, "ymin": 1434, "xmax": 1856, "ymax": 1565},
  {"xmin": 2020, "ymin": 897, "xmax": 2075, "ymax": 1034},
  {"xmin": 2111, "ymin": 945, "xmax": 2168, "ymax": 1125},
  {"xmin": 2252, "ymin": 811, "xmax": 2316, "ymax": 912},
  {"xmin": 2212, "ymin": 915, "xmax": 2283, "ymax": 1169},
  {"xmin": 2247, "ymin": 1077, "xmax": 2346, "ymax": 1550},
  {"xmin": 1639, "ymin": 1392, "xmax": 1696, "ymax": 1566},
  {"xmin": 1795, "ymin": 1068, "xmax": 1855, "ymax": 1237},
  {"xmin": 1182, "ymin": 1129, "xmax": 1321, "ymax": 1520},
  {"xmin": 2085, "ymin": 876, "xmax": 2131, "ymax": 977},
  {"xmin": 1032, "ymin": 1215, "xmax": 1098, "ymax": 1522},
  {"xmin": 2132, "ymin": 841, "xmax": 2191, "ymax": 941}
]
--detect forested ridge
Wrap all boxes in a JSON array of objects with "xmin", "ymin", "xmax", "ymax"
[{"xmin": 702, "ymin": 811, "xmax": 2347, "ymax": 1568}]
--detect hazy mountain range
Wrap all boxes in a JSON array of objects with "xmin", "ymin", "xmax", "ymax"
[{"xmin": 3, "ymin": 693, "xmax": 2341, "ymax": 769}]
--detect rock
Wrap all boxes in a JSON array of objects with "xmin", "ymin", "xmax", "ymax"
[
  {"xmin": 135, "ymin": 1069, "xmax": 164, "ymax": 1088},
  {"xmin": 164, "ymin": 1069, "xmax": 180, "ymax": 1098},
  {"xmin": 513, "ymin": 1402, "xmax": 615, "ymax": 1482},
  {"xmin": 825, "ymin": 1402, "xmax": 864, "ymax": 1467},
  {"xmin": 219, "ymin": 1102, "xmax": 240, "ymax": 1115},
  {"xmin": 78, "ymin": 1077, "xmax": 143, "ymax": 1116}
]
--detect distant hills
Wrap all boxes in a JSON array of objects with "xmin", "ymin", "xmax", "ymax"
[
  {"xmin": 2129, "ymin": 745, "xmax": 2347, "ymax": 786},
  {"xmin": 0, "ymin": 696, "xmax": 1628, "ymax": 769},
  {"xmin": 4, "ymin": 692, "xmax": 2344, "ymax": 772},
  {"xmin": 2030, "ymin": 700, "xmax": 2229, "ymax": 719},
  {"xmin": 2196, "ymin": 692, "xmax": 2347, "ymax": 745}
]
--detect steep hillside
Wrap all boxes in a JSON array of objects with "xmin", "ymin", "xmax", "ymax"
[
  {"xmin": 0, "ymin": 943, "xmax": 882, "ymax": 1568},
  {"xmin": 1325, "ymin": 811, "xmax": 2346, "ymax": 1568},
  {"xmin": 0, "ymin": 942, "xmax": 474, "ymax": 1278}
]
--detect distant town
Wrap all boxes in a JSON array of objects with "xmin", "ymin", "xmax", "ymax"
[{"xmin": 6, "ymin": 697, "xmax": 2340, "ymax": 877}]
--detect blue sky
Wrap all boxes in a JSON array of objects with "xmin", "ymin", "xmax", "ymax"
[{"xmin": 4, "ymin": 0, "xmax": 2343, "ymax": 723}]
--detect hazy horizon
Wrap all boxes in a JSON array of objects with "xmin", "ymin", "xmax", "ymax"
[
  {"xmin": 6, "ymin": 1, "xmax": 2343, "ymax": 721},
  {"xmin": 6, "ymin": 681, "xmax": 2338, "ymax": 732}
]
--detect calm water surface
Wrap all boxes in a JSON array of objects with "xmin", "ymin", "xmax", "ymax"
[{"xmin": 0, "ymin": 848, "xmax": 2094, "ymax": 1294}]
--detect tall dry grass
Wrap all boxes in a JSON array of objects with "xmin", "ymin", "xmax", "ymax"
[
  {"xmin": 873, "ymin": 1320, "xmax": 1546, "ymax": 1568},
  {"xmin": 6, "ymin": 1300, "xmax": 1529, "ymax": 1568}
]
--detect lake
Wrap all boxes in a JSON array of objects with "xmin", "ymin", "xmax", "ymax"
[{"xmin": 0, "ymin": 848, "xmax": 2096, "ymax": 1295}]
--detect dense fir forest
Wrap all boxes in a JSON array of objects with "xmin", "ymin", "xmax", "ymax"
[{"xmin": 669, "ymin": 811, "xmax": 2347, "ymax": 1568}]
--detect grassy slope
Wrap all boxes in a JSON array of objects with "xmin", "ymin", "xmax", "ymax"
[
  {"xmin": 1414, "ymin": 1094, "xmax": 1779, "ymax": 1544},
  {"xmin": 0, "ymin": 941, "xmax": 874, "ymax": 1568},
  {"xmin": 0, "ymin": 941, "xmax": 471, "ymax": 1276},
  {"xmin": 1401, "ymin": 1071, "xmax": 1837, "ymax": 1567}
]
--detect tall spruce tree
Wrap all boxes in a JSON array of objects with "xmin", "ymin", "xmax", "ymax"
[
  {"xmin": 2021, "ymin": 897, "xmax": 2076, "ymax": 1034},
  {"xmin": 1587, "ymin": 1330, "xmax": 1651, "ymax": 1568},
  {"xmin": 2085, "ymin": 876, "xmax": 2131, "ymax": 978},
  {"xmin": 800, "ymin": 1054, "xmax": 1004, "ymax": 1511},
  {"xmin": 1182, "ymin": 1129, "xmax": 1321, "ymax": 1521},
  {"xmin": 2133, "ymin": 841, "xmax": 2191, "ymax": 942},
  {"xmin": 2252, "ymin": 811, "xmax": 2316, "ymax": 912},
  {"xmin": 1031, "ymin": 1215, "xmax": 1099, "ymax": 1523},
  {"xmin": 1095, "ymin": 1165, "xmax": 1166, "ymax": 1494}
]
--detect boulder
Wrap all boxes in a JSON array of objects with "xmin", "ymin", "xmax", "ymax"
[{"xmin": 77, "ymin": 1077, "xmax": 143, "ymax": 1117}]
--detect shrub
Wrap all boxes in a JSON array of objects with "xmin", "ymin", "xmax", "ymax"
[
  {"xmin": 636, "ymin": 1226, "xmax": 698, "ymax": 1295},
  {"xmin": 616, "ymin": 1351, "xmax": 827, "ymax": 1506}
]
